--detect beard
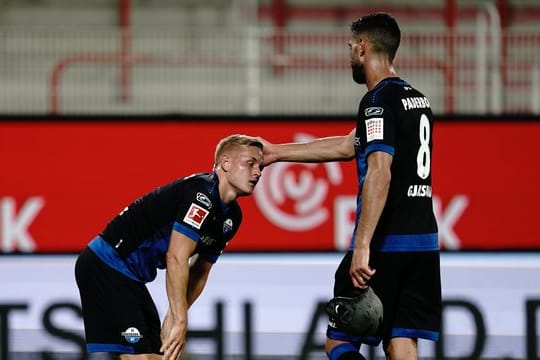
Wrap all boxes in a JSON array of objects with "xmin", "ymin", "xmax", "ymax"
[{"xmin": 351, "ymin": 62, "xmax": 366, "ymax": 84}]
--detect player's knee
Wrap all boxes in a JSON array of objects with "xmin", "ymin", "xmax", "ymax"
[
  {"xmin": 327, "ymin": 343, "xmax": 365, "ymax": 360},
  {"xmin": 384, "ymin": 337, "xmax": 417, "ymax": 360}
]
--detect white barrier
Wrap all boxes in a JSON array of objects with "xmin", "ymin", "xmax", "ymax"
[{"xmin": 1, "ymin": 253, "xmax": 540, "ymax": 358}]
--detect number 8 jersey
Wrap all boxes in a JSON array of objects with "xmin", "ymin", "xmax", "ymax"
[{"xmin": 353, "ymin": 77, "xmax": 438, "ymax": 252}]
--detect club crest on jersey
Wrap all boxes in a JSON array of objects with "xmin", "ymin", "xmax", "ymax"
[
  {"xmin": 196, "ymin": 192, "xmax": 212, "ymax": 209},
  {"xmin": 365, "ymin": 117, "xmax": 384, "ymax": 142},
  {"xmin": 183, "ymin": 203, "xmax": 210, "ymax": 229},
  {"xmin": 223, "ymin": 218, "xmax": 233, "ymax": 233},
  {"xmin": 364, "ymin": 107, "xmax": 384, "ymax": 117},
  {"xmin": 121, "ymin": 327, "xmax": 143, "ymax": 343}
]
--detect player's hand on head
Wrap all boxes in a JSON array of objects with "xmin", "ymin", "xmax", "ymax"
[{"xmin": 254, "ymin": 136, "xmax": 278, "ymax": 166}]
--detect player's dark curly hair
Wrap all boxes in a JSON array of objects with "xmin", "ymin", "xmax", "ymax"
[{"xmin": 351, "ymin": 12, "xmax": 401, "ymax": 61}]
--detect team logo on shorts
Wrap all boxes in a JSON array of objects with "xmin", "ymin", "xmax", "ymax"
[{"xmin": 121, "ymin": 327, "xmax": 143, "ymax": 343}]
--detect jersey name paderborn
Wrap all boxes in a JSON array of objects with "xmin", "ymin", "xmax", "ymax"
[{"xmin": 401, "ymin": 96, "xmax": 430, "ymax": 111}]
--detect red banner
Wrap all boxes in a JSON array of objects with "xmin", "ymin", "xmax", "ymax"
[{"xmin": 0, "ymin": 119, "xmax": 539, "ymax": 253}]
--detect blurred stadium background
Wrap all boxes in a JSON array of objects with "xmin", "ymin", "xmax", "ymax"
[
  {"xmin": 0, "ymin": 0, "xmax": 540, "ymax": 116},
  {"xmin": 1, "ymin": 0, "xmax": 540, "ymax": 359}
]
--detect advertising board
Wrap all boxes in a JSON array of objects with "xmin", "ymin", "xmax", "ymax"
[
  {"xmin": 1, "ymin": 253, "xmax": 540, "ymax": 359},
  {"xmin": 1, "ymin": 119, "xmax": 539, "ymax": 252}
]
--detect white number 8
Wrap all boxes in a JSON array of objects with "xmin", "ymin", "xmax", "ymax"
[{"xmin": 417, "ymin": 114, "xmax": 431, "ymax": 179}]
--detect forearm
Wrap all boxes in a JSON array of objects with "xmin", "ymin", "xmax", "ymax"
[
  {"xmin": 276, "ymin": 139, "xmax": 347, "ymax": 162},
  {"xmin": 161, "ymin": 231, "xmax": 197, "ymax": 358},
  {"xmin": 186, "ymin": 272, "xmax": 208, "ymax": 308},
  {"xmin": 186, "ymin": 257, "xmax": 212, "ymax": 308},
  {"xmin": 354, "ymin": 166, "xmax": 390, "ymax": 249},
  {"xmin": 268, "ymin": 129, "xmax": 355, "ymax": 164},
  {"xmin": 165, "ymin": 255, "xmax": 189, "ymax": 326}
]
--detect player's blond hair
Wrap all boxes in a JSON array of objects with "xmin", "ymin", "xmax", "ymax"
[{"xmin": 213, "ymin": 134, "xmax": 263, "ymax": 169}]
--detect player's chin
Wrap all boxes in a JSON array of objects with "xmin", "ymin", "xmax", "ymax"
[{"xmin": 242, "ymin": 183, "xmax": 257, "ymax": 195}]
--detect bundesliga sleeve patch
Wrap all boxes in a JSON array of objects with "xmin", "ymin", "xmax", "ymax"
[
  {"xmin": 365, "ymin": 117, "xmax": 384, "ymax": 142},
  {"xmin": 183, "ymin": 203, "xmax": 210, "ymax": 229}
]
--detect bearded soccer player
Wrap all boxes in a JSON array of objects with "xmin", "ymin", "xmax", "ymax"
[{"xmin": 260, "ymin": 13, "xmax": 441, "ymax": 360}]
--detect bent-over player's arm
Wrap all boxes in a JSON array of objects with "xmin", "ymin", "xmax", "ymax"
[
  {"xmin": 262, "ymin": 128, "xmax": 356, "ymax": 165},
  {"xmin": 186, "ymin": 255, "xmax": 213, "ymax": 308},
  {"xmin": 161, "ymin": 230, "xmax": 197, "ymax": 359}
]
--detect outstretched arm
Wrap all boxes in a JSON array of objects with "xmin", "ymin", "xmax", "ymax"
[{"xmin": 260, "ymin": 128, "xmax": 356, "ymax": 166}]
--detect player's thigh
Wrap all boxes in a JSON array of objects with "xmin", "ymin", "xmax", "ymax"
[
  {"xmin": 370, "ymin": 251, "xmax": 441, "ymax": 339},
  {"xmin": 332, "ymin": 251, "xmax": 356, "ymax": 297},
  {"xmin": 76, "ymin": 247, "xmax": 161, "ymax": 354}
]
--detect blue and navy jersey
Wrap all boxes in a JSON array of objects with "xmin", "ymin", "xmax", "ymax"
[
  {"xmin": 88, "ymin": 172, "xmax": 242, "ymax": 282},
  {"xmin": 352, "ymin": 77, "xmax": 438, "ymax": 252}
]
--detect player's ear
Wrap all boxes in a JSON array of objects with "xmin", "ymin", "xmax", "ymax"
[
  {"xmin": 359, "ymin": 38, "xmax": 366, "ymax": 57},
  {"xmin": 220, "ymin": 155, "xmax": 231, "ymax": 172}
]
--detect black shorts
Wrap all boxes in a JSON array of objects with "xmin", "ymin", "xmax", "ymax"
[
  {"xmin": 328, "ymin": 250, "xmax": 441, "ymax": 346},
  {"xmin": 75, "ymin": 247, "xmax": 162, "ymax": 355}
]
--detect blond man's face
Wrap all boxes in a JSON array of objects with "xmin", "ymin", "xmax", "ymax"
[{"xmin": 221, "ymin": 145, "xmax": 263, "ymax": 196}]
